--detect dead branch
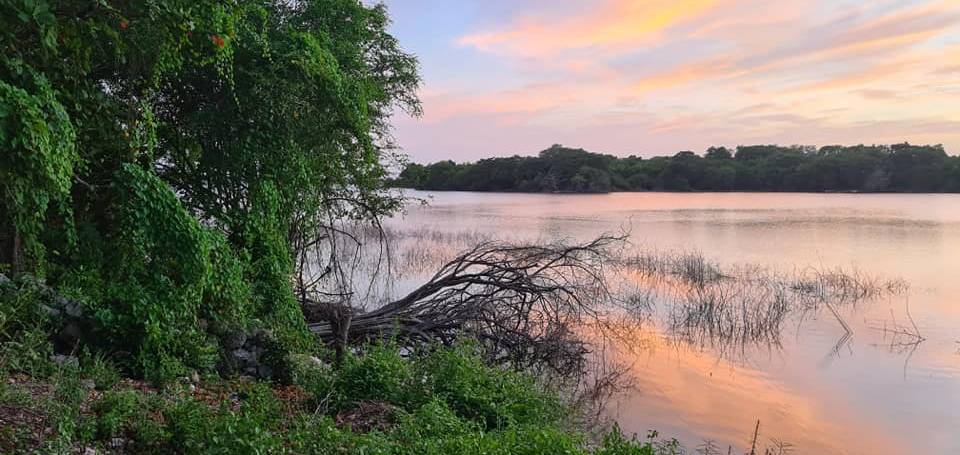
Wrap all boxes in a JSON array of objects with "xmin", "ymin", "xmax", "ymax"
[{"xmin": 305, "ymin": 234, "xmax": 625, "ymax": 375}]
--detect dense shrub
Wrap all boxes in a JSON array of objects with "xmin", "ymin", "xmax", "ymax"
[
  {"xmin": 415, "ymin": 343, "xmax": 564, "ymax": 430},
  {"xmin": 0, "ymin": 0, "xmax": 418, "ymax": 383},
  {"xmin": 0, "ymin": 338, "xmax": 664, "ymax": 454},
  {"xmin": 0, "ymin": 276, "xmax": 56, "ymax": 377}
]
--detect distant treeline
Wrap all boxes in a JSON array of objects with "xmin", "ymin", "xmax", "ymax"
[{"xmin": 394, "ymin": 143, "xmax": 960, "ymax": 193}]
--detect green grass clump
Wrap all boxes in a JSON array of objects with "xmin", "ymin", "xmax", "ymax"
[
  {"xmin": 0, "ymin": 336, "xmax": 668, "ymax": 454},
  {"xmin": 295, "ymin": 341, "xmax": 567, "ymax": 430}
]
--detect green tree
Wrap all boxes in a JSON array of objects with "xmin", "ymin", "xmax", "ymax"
[
  {"xmin": 395, "ymin": 143, "xmax": 958, "ymax": 193},
  {"xmin": 705, "ymin": 146, "xmax": 732, "ymax": 160},
  {"xmin": 0, "ymin": 0, "xmax": 420, "ymax": 379}
]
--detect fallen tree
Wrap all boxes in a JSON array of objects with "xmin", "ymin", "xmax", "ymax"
[{"xmin": 304, "ymin": 235, "xmax": 624, "ymax": 376}]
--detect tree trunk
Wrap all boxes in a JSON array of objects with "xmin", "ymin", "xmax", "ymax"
[{"xmin": 10, "ymin": 229, "xmax": 21, "ymax": 277}]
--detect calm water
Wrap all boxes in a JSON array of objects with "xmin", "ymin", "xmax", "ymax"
[{"xmin": 385, "ymin": 191, "xmax": 960, "ymax": 454}]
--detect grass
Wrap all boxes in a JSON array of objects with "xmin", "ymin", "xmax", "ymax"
[
  {"xmin": 337, "ymin": 224, "xmax": 496, "ymax": 278},
  {"xmin": 622, "ymin": 249, "xmax": 909, "ymax": 352},
  {"xmin": 0, "ymin": 334, "xmax": 675, "ymax": 454},
  {"xmin": 627, "ymin": 250, "xmax": 726, "ymax": 287}
]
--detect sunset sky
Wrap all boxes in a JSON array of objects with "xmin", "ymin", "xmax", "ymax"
[{"xmin": 381, "ymin": 0, "xmax": 960, "ymax": 162}]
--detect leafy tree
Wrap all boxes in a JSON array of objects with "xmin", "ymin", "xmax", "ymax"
[
  {"xmin": 396, "ymin": 143, "xmax": 959, "ymax": 194},
  {"xmin": 705, "ymin": 146, "xmax": 732, "ymax": 160},
  {"xmin": 0, "ymin": 0, "xmax": 420, "ymax": 380},
  {"xmin": 396, "ymin": 163, "xmax": 428, "ymax": 188},
  {"xmin": 570, "ymin": 166, "xmax": 612, "ymax": 193},
  {"xmin": 887, "ymin": 143, "xmax": 947, "ymax": 191}
]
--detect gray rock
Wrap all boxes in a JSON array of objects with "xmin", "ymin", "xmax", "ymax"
[
  {"xmin": 0, "ymin": 273, "xmax": 10, "ymax": 286},
  {"xmin": 41, "ymin": 304, "xmax": 62, "ymax": 317},
  {"xmin": 257, "ymin": 365, "xmax": 274, "ymax": 378},
  {"xmin": 249, "ymin": 328, "xmax": 271, "ymax": 345},
  {"xmin": 307, "ymin": 356, "xmax": 327, "ymax": 369},
  {"xmin": 61, "ymin": 297, "xmax": 83, "ymax": 318},
  {"xmin": 60, "ymin": 321, "xmax": 82, "ymax": 340},
  {"xmin": 232, "ymin": 348, "xmax": 252, "ymax": 362},
  {"xmin": 51, "ymin": 354, "xmax": 79, "ymax": 368},
  {"xmin": 224, "ymin": 331, "xmax": 247, "ymax": 349}
]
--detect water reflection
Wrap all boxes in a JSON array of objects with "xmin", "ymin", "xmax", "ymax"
[
  {"xmin": 607, "ymin": 324, "xmax": 915, "ymax": 455},
  {"xmin": 382, "ymin": 191, "xmax": 960, "ymax": 454}
]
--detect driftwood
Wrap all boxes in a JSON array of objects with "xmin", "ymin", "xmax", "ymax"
[{"xmin": 305, "ymin": 235, "xmax": 623, "ymax": 375}]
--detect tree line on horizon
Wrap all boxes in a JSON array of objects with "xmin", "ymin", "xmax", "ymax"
[{"xmin": 393, "ymin": 143, "xmax": 960, "ymax": 193}]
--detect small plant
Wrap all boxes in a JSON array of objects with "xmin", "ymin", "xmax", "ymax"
[
  {"xmin": 92, "ymin": 390, "xmax": 148, "ymax": 439},
  {"xmin": 82, "ymin": 352, "xmax": 121, "ymax": 391},
  {"xmin": 335, "ymin": 342, "xmax": 418, "ymax": 410}
]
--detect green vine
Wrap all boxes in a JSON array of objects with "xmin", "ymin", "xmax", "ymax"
[
  {"xmin": 0, "ymin": 59, "xmax": 78, "ymax": 273},
  {"xmin": 0, "ymin": 0, "xmax": 420, "ymax": 382}
]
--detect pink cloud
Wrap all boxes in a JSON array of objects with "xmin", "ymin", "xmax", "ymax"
[
  {"xmin": 457, "ymin": 0, "xmax": 719, "ymax": 57},
  {"xmin": 393, "ymin": 0, "xmax": 960, "ymax": 160}
]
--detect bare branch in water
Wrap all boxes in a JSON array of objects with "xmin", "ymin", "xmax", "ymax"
[{"xmin": 306, "ymin": 234, "xmax": 627, "ymax": 377}]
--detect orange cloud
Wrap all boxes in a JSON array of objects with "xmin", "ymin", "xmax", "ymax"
[
  {"xmin": 796, "ymin": 60, "xmax": 917, "ymax": 92},
  {"xmin": 458, "ymin": 0, "xmax": 718, "ymax": 56},
  {"xmin": 781, "ymin": 2, "xmax": 960, "ymax": 65},
  {"xmin": 626, "ymin": 2, "xmax": 960, "ymax": 97},
  {"xmin": 631, "ymin": 58, "xmax": 747, "ymax": 94},
  {"xmin": 399, "ymin": 1, "xmax": 960, "ymax": 158},
  {"xmin": 418, "ymin": 83, "xmax": 588, "ymax": 124}
]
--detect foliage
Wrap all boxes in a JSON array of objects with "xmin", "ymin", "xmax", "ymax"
[
  {"xmin": 413, "ymin": 343, "xmax": 565, "ymax": 430},
  {"xmin": 240, "ymin": 182, "xmax": 313, "ymax": 356},
  {"xmin": 0, "ymin": 0, "xmax": 420, "ymax": 380},
  {"xmin": 82, "ymin": 352, "xmax": 121, "ymax": 391},
  {"xmin": 395, "ymin": 143, "xmax": 960, "ymax": 193},
  {"xmin": 157, "ymin": 1, "xmax": 419, "ymax": 235},
  {"xmin": 303, "ymin": 342, "xmax": 565, "ymax": 429},
  {"xmin": 0, "ymin": 59, "xmax": 78, "ymax": 274},
  {"xmin": 0, "ymin": 341, "xmax": 665, "ymax": 454},
  {"xmin": 0, "ymin": 275, "xmax": 56, "ymax": 377},
  {"xmin": 103, "ymin": 165, "xmax": 221, "ymax": 380}
]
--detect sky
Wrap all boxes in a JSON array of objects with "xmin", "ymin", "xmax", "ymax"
[{"xmin": 380, "ymin": 0, "xmax": 960, "ymax": 162}]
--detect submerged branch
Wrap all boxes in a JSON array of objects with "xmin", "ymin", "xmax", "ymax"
[{"xmin": 306, "ymin": 234, "xmax": 625, "ymax": 375}]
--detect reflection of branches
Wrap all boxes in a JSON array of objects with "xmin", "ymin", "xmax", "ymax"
[
  {"xmin": 668, "ymin": 277, "xmax": 788, "ymax": 357},
  {"xmin": 869, "ymin": 299, "xmax": 926, "ymax": 378},
  {"xmin": 870, "ymin": 300, "xmax": 925, "ymax": 348},
  {"xmin": 816, "ymin": 299, "xmax": 855, "ymax": 368},
  {"xmin": 565, "ymin": 344, "xmax": 635, "ymax": 430},
  {"xmin": 692, "ymin": 423, "xmax": 794, "ymax": 455},
  {"xmin": 764, "ymin": 438, "xmax": 795, "ymax": 455},
  {"xmin": 818, "ymin": 329, "xmax": 853, "ymax": 369},
  {"xmin": 695, "ymin": 440, "xmax": 723, "ymax": 454}
]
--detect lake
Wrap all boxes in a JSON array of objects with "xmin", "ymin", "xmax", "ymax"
[{"xmin": 381, "ymin": 191, "xmax": 960, "ymax": 454}]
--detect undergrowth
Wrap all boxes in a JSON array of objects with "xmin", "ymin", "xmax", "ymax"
[{"xmin": 0, "ymin": 281, "xmax": 668, "ymax": 454}]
